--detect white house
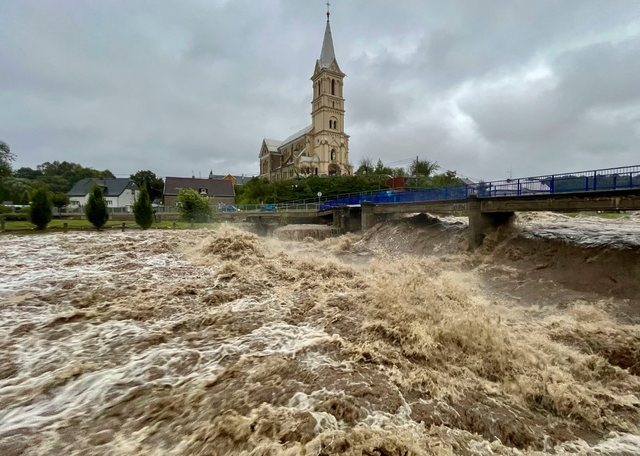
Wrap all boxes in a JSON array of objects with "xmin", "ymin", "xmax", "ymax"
[{"xmin": 68, "ymin": 178, "xmax": 138, "ymax": 210}]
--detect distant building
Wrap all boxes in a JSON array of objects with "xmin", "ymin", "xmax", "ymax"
[
  {"xmin": 207, "ymin": 171, "xmax": 253, "ymax": 186},
  {"xmin": 163, "ymin": 176, "xmax": 235, "ymax": 207},
  {"xmin": 259, "ymin": 8, "xmax": 351, "ymax": 181},
  {"xmin": 68, "ymin": 178, "xmax": 138, "ymax": 209}
]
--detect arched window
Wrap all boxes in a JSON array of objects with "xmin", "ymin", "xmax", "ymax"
[{"xmin": 331, "ymin": 79, "xmax": 335, "ymax": 95}]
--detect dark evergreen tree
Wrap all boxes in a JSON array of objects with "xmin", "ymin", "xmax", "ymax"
[
  {"xmin": 29, "ymin": 188, "xmax": 52, "ymax": 230},
  {"xmin": 85, "ymin": 186, "xmax": 109, "ymax": 229},
  {"xmin": 133, "ymin": 187, "xmax": 153, "ymax": 229}
]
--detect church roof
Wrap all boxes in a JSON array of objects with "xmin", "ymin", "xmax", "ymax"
[
  {"xmin": 319, "ymin": 18, "xmax": 337, "ymax": 69},
  {"xmin": 280, "ymin": 125, "xmax": 312, "ymax": 147},
  {"xmin": 264, "ymin": 138, "xmax": 283, "ymax": 152}
]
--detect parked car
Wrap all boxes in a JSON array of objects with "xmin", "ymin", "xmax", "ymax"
[
  {"xmin": 218, "ymin": 203, "xmax": 241, "ymax": 212},
  {"xmin": 259, "ymin": 204, "xmax": 277, "ymax": 212}
]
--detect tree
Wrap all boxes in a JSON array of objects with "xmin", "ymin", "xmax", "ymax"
[
  {"xmin": 410, "ymin": 158, "xmax": 439, "ymax": 177},
  {"xmin": 356, "ymin": 158, "xmax": 374, "ymax": 175},
  {"xmin": 14, "ymin": 167, "xmax": 43, "ymax": 180},
  {"xmin": 0, "ymin": 140, "xmax": 15, "ymax": 178},
  {"xmin": 130, "ymin": 170, "xmax": 164, "ymax": 202},
  {"xmin": 133, "ymin": 187, "xmax": 153, "ymax": 229},
  {"xmin": 85, "ymin": 186, "xmax": 109, "ymax": 229},
  {"xmin": 38, "ymin": 161, "xmax": 115, "ymax": 193},
  {"xmin": 177, "ymin": 188, "xmax": 211, "ymax": 222},
  {"xmin": 374, "ymin": 159, "xmax": 394, "ymax": 176},
  {"xmin": 51, "ymin": 192, "xmax": 70, "ymax": 210},
  {"xmin": 30, "ymin": 188, "xmax": 52, "ymax": 230}
]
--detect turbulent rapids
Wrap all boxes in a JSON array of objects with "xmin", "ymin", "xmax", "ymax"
[{"xmin": 0, "ymin": 213, "xmax": 639, "ymax": 455}]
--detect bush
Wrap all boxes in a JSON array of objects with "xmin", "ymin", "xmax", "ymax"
[
  {"xmin": 51, "ymin": 192, "xmax": 70, "ymax": 209},
  {"xmin": 30, "ymin": 188, "xmax": 53, "ymax": 230},
  {"xmin": 85, "ymin": 186, "xmax": 109, "ymax": 229},
  {"xmin": 133, "ymin": 187, "xmax": 153, "ymax": 229},
  {"xmin": 2, "ymin": 211, "xmax": 29, "ymax": 221},
  {"xmin": 177, "ymin": 188, "xmax": 211, "ymax": 222}
]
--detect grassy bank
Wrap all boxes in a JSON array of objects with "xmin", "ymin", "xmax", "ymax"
[{"xmin": 1, "ymin": 219, "xmax": 221, "ymax": 233}]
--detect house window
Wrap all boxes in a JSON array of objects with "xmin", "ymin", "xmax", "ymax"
[
  {"xmin": 331, "ymin": 79, "xmax": 335, "ymax": 95},
  {"xmin": 199, "ymin": 187, "xmax": 208, "ymax": 195}
]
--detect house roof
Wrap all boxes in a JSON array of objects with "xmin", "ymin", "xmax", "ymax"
[
  {"xmin": 68, "ymin": 178, "xmax": 136, "ymax": 197},
  {"xmin": 163, "ymin": 177, "xmax": 235, "ymax": 197},
  {"xmin": 208, "ymin": 174, "xmax": 254, "ymax": 185}
]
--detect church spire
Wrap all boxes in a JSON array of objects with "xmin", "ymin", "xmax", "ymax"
[{"xmin": 319, "ymin": 3, "xmax": 337, "ymax": 69}]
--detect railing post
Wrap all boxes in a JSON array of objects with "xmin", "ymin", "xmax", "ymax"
[
  {"xmin": 593, "ymin": 171, "xmax": 597, "ymax": 190},
  {"xmin": 517, "ymin": 179, "xmax": 521, "ymax": 196},
  {"xmin": 550, "ymin": 175, "xmax": 555, "ymax": 194}
]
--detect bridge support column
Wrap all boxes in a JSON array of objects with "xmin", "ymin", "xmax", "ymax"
[
  {"xmin": 334, "ymin": 206, "xmax": 362, "ymax": 232},
  {"xmin": 361, "ymin": 203, "xmax": 378, "ymax": 231},
  {"xmin": 468, "ymin": 197, "xmax": 514, "ymax": 249}
]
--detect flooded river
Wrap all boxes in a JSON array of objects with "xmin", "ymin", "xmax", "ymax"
[{"xmin": 0, "ymin": 213, "xmax": 639, "ymax": 455}]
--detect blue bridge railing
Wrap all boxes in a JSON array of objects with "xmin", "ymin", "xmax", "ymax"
[{"xmin": 314, "ymin": 164, "xmax": 640, "ymax": 211}]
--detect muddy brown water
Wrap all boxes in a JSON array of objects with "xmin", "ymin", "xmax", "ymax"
[{"xmin": 0, "ymin": 213, "xmax": 639, "ymax": 455}]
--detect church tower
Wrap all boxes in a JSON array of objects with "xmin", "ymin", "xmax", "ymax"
[{"xmin": 310, "ymin": 6, "xmax": 350, "ymax": 176}]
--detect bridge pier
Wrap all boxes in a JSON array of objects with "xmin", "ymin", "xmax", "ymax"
[
  {"xmin": 361, "ymin": 203, "xmax": 379, "ymax": 231},
  {"xmin": 334, "ymin": 206, "xmax": 362, "ymax": 232},
  {"xmin": 468, "ymin": 196, "xmax": 514, "ymax": 249}
]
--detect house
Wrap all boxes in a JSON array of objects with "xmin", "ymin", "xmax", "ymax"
[
  {"xmin": 207, "ymin": 171, "xmax": 253, "ymax": 186},
  {"xmin": 68, "ymin": 178, "xmax": 138, "ymax": 209},
  {"xmin": 163, "ymin": 176, "xmax": 235, "ymax": 207},
  {"xmin": 259, "ymin": 9, "xmax": 351, "ymax": 181}
]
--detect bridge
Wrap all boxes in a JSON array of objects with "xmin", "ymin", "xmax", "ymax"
[{"xmin": 231, "ymin": 165, "xmax": 640, "ymax": 248}]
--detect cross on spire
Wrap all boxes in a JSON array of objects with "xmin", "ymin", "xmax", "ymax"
[{"xmin": 326, "ymin": 2, "xmax": 330, "ymax": 21}]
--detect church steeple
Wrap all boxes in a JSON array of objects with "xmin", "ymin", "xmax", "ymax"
[
  {"xmin": 309, "ymin": 3, "xmax": 350, "ymax": 176},
  {"xmin": 319, "ymin": 4, "xmax": 337, "ymax": 69}
]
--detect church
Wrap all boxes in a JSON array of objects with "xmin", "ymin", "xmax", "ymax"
[{"xmin": 259, "ymin": 8, "xmax": 351, "ymax": 181}]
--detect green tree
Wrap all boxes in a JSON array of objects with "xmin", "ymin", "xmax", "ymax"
[
  {"xmin": 133, "ymin": 187, "xmax": 154, "ymax": 229},
  {"xmin": 410, "ymin": 158, "xmax": 439, "ymax": 177},
  {"xmin": 85, "ymin": 186, "xmax": 109, "ymax": 229},
  {"xmin": 130, "ymin": 170, "xmax": 164, "ymax": 202},
  {"xmin": 13, "ymin": 167, "xmax": 43, "ymax": 180},
  {"xmin": 38, "ymin": 161, "xmax": 114, "ymax": 193},
  {"xmin": 29, "ymin": 188, "xmax": 52, "ymax": 230},
  {"xmin": 0, "ymin": 177, "xmax": 33, "ymax": 204},
  {"xmin": 0, "ymin": 140, "xmax": 14, "ymax": 177},
  {"xmin": 51, "ymin": 192, "xmax": 70, "ymax": 210},
  {"xmin": 177, "ymin": 188, "xmax": 211, "ymax": 222},
  {"xmin": 355, "ymin": 158, "xmax": 374, "ymax": 175}
]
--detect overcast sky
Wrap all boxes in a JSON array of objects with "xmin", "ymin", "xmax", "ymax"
[{"xmin": 1, "ymin": 0, "xmax": 639, "ymax": 181}]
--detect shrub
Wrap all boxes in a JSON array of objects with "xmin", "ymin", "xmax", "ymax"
[
  {"xmin": 133, "ymin": 187, "xmax": 153, "ymax": 229},
  {"xmin": 85, "ymin": 186, "xmax": 109, "ymax": 229},
  {"xmin": 51, "ymin": 192, "xmax": 70, "ymax": 209},
  {"xmin": 177, "ymin": 188, "xmax": 211, "ymax": 222},
  {"xmin": 2, "ymin": 211, "xmax": 29, "ymax": 221},
  {"xmin": 30, "ymin": 188, "xmax": 53, "ymax": 230}
]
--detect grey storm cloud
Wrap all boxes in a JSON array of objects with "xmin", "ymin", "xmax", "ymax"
[{"xmin": 1, "ymin": 0, "xmax": 639, "ymax": 181}]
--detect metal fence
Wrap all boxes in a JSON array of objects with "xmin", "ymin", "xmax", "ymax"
[{"xmin": 301, "ymin": 164, "xmax": 640, "ymax": 211}]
